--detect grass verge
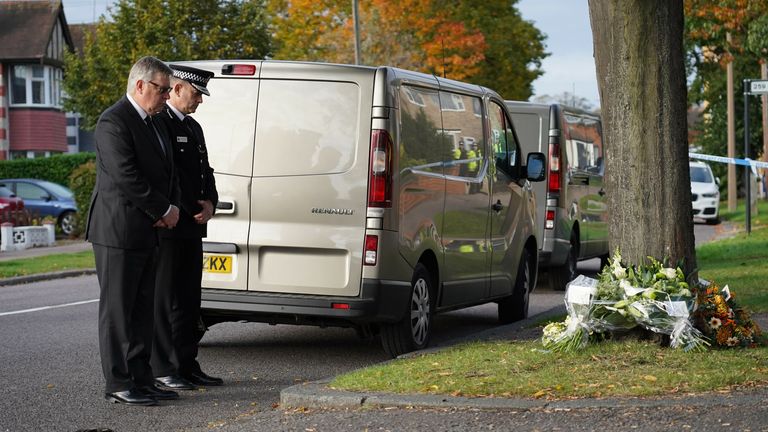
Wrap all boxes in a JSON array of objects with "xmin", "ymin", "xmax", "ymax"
[
  {"xmin": 331, "ymin": 222, "xmax": 768, "ymax": 399},
  {"xmin": 696, "ymin": 226, "xmax": 768, "ymax": 312},
  {"xmin": 718, "ymin": 199, "xmax": 768, "ymax": 228},
  {"xmin": 0, "ymin": 250, "xmax": 94, "ymax": 278},
  {"xmin": 331, "ymin": 339, "xmax": 767, "ymax": 399}
]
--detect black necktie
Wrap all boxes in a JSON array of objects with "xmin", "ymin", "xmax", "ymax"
[{"xmin": 145, "ymin": 116, "xmax": 166, "ymax": 155}]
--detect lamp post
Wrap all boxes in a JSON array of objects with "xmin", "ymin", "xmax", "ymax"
[{"xmin": 353, "ymin": 0, "xmax": 361, "ymax": 65}]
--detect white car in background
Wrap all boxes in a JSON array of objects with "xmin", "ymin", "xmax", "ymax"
[{"xmin": 690, "ymin": 161, "xmax": 720, "ymax": 224}]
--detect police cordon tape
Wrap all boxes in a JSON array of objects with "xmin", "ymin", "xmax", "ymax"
[{"xmin": 689, "ymin": 152, "xmax": 768, "ymax": 175}]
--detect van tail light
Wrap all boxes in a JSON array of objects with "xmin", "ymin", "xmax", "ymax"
[
  {"xmin": 545, "ymin": 210, "xmax": 555, "ymax": 230},
  {"xmin": 548, "ymin": 142, "xmax": 561, "ymax": 193},
  {"xmin": 368, "ymin": 129, "xmax": 393, "ymax": 207},
  {"xmin": 364, "ymin": 234, "xmax": 379, "ymax": 266}
]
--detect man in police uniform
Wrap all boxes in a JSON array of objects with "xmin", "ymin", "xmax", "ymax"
[{"xmin": 151, "ymin": 64, "xmax": 222, "ymax": 390}]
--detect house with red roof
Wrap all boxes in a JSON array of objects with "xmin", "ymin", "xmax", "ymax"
[{"xmin": 0, "ymin": 0, "xmax": 75, "ymax": 160}]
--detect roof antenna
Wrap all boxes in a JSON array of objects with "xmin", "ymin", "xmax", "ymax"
[{"xmin": 442, "ymin": 38, "xmax": 447, "ymax": 78}]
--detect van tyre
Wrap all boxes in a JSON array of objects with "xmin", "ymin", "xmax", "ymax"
[
  {"xmin": 498, "ymin": 250, "xmax": 531, "ymax": 324},
  {"xmin": 549, "ymin": 236, "xmax": 578, "ymax": 291},
  {"xmin": 380, "ymin": 264, "xmax": 433, "ymax": 358}
]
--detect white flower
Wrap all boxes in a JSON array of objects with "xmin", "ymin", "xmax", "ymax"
[
  {"xmin": 612, "ymin": 266, "xmax": 627, "ymax": 279},
  {"xmin": 726, "ymin": 337, "xmax": 740, "ymax": 347},
  {"xmin": 709, "ymin": 317, "xmax": 722, "ymax": 330},
  {"xmin": 619, "ymin": 279, "xmax": 631, "ymax": 290},
  {"xmin": 662, "ymin": 268, "xmax": 677, "ymax": 279}
]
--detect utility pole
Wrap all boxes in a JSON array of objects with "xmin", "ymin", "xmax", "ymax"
[
  {"xmin": 353, "ymin": 0, "xmax": 361, "ymax": 65},
  {"xmin": 727, "ymin": 33, "xmax": 738, "ymax": 211},
  {"xmin": 762, "ymin": 61, "xmax": 768, "ymax": 201}
]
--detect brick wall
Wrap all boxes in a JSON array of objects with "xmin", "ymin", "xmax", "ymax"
[
  {"xmin": 8, "ymin": 109, "xmax": 67, "ymax": 153},
  {"xmin": 0, "ymin": 64, "xmax": 7, "ymax": 160}
]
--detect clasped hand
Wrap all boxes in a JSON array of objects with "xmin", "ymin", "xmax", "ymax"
[
  {"xmin": 153, "ymin": 205, "xmax": 180, "ymax": 229},
  {"xmin": 194, "ymin": 200, "xmax": 214, "ymax": 224}
]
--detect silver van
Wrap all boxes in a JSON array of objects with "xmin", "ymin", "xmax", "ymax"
[
  {"xmin": 180, "ymin": 60, "xmax": 545, "ymax": 357},
  {"xmin": 505, "ymin": 102, "xmax": 608, "ymax": 291}
]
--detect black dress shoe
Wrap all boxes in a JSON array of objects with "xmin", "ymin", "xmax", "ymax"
[
  {"xmin": 104, "ymin": 388, "xmax": 158, "ymax": 406},
  {"xmin": 155, "ymin": 375, "xmax": 197, "ymax": 390},
  {"xmin": 137, "ymin": 384, "xmax": 179, "ymax": 400},
  {"xmin": 182, "ymin": 370, "xmax": 223, "ymax": 386}
]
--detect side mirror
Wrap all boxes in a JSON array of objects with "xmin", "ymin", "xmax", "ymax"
[
  {"xmin": 715, "ymin": 177, "xmax": 721, "ymax": 187},
  {"xmin": 525, "ymin": 152, "xmax": 546, "ymax": 182}
]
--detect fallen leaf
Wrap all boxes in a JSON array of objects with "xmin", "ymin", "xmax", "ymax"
[{"xmin": 643, "ymin": 375, "xmax": 657, "ymax": 382}]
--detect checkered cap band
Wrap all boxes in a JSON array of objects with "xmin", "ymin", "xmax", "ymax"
[{"xmin": 172, "ymin": 69, "xmax": 210, "ymax": 86}]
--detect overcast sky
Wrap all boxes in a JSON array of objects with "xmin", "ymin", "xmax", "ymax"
[{"xmin": 61, "ymin": 0, "xmax": 600, "ymax": 106}]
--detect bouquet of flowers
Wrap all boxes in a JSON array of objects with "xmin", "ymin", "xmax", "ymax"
[
  {"xmin": 542, "ymin": 250, "xmax": 709, "ymax": 352},
  {"xmin": 693, "ymin": 281, "xmax": 764, "ymax": 348}
]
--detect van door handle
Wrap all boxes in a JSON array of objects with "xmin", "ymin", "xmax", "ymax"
[
  {"xmin": 491, "ymin": 200, "xmax": 503, "ymax": 212},
  {"xmin": 215, "ymin": 199, "xmax": 236, "ymax": 215}
]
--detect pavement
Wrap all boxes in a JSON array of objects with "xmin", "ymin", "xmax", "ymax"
[{"xmin": 1, "ymin": 234, "xmax": 765, "ymax": 415}]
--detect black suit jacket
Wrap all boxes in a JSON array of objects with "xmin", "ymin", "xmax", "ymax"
[
  {"xmin": 155, "ymin": 104, "xmax": 218, "ymax": 239},
  {"xmin": 86, "ymin": 96, "xmax": 179, "ymax": 249}
]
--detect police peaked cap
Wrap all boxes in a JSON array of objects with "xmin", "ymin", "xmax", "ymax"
[{"xmin": 168, "ymin": 64, "xmax": 214, "ymax": 96}]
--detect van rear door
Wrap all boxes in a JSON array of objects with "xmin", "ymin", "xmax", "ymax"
[
  {"xmin": 246, "ymin": 63, "xmax": 376, "ymax": 297},
  {"xmin": 196, "ymin": 68, "xmax": 261, "ymax": 291}
]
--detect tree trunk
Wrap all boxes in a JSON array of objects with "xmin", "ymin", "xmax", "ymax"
[{"xmin": 588, "ymin": 0, "xmax": 697, "ymax": 276}]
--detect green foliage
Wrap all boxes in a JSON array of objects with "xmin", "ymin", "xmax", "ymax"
[
  {"xmin": 0, "ymin": 153, "xmax": 95, "ymax": 186},
  {"xmin": 63, "ymin": 0, "xmax": 272, "ymax": 130},
  {"xmin": 448, "ymin": 0, "xmax": 548, "ymax": 100},
  {"xmin": 68, "ymin": 161, "xmax": 96, "ymax": 237}
]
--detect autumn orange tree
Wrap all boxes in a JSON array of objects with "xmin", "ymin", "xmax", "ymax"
[
  {"xmin": 685, "ymin": 0, "xmax": 768, "ymax": 199},
  {"xmin": 267, "ymin": 0, "xmax": 546, "ymax": 99}
]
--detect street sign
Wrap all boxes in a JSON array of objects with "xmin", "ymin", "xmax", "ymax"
[{"xmin": 749, "ymin": 80, "xmax": 768, "ymax": 94}]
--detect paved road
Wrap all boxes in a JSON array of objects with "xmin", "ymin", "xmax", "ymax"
[
  {"xmin": 0, "ymin": 221, "xmax": 754, "ymax": 431},
  {"xmin": 0, "ymin": 273, "xmax": 564, "ymax": 432}
]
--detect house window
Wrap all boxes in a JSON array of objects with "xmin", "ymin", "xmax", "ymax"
[
  {"xmin": 9, "ymin": 65, "xmax": 62, "ymax": 108},
  {"xmin": 439, "ymin": 92, "xmax": 466, "ymax": 112}
]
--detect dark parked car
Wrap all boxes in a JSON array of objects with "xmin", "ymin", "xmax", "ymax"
[
  {"xmin": 0, "ymin": 179, "xmax": 77, "ymax": 235},
  {"xmin": 0, "ymin": 185, "xmax": 28, "ymax": 226}
]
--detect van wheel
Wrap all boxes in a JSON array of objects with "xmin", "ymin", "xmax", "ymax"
[
  {"xmin": 549, "ymin": 236, "xmax": 578, "ymax": 291},
  {"xmin": 498, "ymin": 250, "xmax": 531, "ymax": 324},
  {"xmin": 706, "ymin": 216, "xmax": 720, "ymax": 225},
  {"xmin": 380, "ymin": 264, "xmax": 433, "ymax": 358}
]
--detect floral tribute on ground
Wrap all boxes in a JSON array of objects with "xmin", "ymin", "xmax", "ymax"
[{"xmin": 542, "ymin": 250, "xmax": 764, "ymax": 353}]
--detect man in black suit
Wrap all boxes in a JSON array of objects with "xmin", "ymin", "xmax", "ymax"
[
  {"xmin": 86, "ymin": 56, "xmax": 181, "ymax": 406},
  {"xmin": 151, "ymin": 64, "xmax": 223, "ymax": 390}
]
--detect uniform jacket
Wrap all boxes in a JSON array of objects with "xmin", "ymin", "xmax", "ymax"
[
  {"xmin": 155, "ymin": 104, "xmax": 218, "ymax": 239},
  {"xmin": 86, "ymin": 96, "xmax": 179, "ymax": 249}
]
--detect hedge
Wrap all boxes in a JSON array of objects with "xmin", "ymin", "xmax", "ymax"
[
  {"xmin": 69, "ymin": 160, "xmax": 96, "ymax": 237},
  {"xmin": 0, "ymin": 153, "xmax": 96, "ymax": 186}
]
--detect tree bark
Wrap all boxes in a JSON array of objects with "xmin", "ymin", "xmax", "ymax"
[{"xmin": 588, "ymin": 0, "xmax": 697, "ymax": 275}]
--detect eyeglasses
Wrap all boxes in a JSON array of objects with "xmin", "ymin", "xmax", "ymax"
[{"xmin": 147, "ymin": 80, "xmax": 172, "ymax": 94}]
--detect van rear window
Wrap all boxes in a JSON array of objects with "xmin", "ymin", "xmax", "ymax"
[{"xmin": 254, "ymin": 80, "xmax": 360, "ymax": 176}]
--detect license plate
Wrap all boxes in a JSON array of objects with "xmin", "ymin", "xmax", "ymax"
[{"xmin": 203, "ymin": 254, "xmax": 232, "ymax": 273}]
